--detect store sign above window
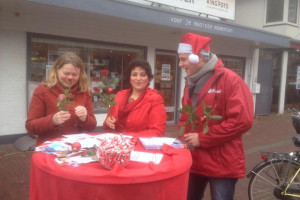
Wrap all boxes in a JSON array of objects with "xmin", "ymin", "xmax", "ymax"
[
  {"xmin": 170, "ymin": 16, "xmax": 233, "ymax": 33},
  {"xmin": 147, "ymin": 0, "xmax": 235, "ymax": 20}
]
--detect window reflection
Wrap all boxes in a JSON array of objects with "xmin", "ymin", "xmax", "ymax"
[{"xmin": 29, "ymin": 34, "xmax": 145, "ymax": 112}]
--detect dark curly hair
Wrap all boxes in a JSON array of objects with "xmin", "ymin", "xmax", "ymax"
[{"xmin": 124, "ymin": 59, "xmax": 153, "ymax": 88}]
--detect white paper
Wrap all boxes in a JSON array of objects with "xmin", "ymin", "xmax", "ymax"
[
  {"xmin": 130, "ymin": 151, "xmax": 163, "ymax": 165},
  {"xmin": 139, "ymin": 137, "xmax": 177, "ymax": 150},
  {"xmin": 139, "ymin": 137, "xmax": 176, "ymax": 145},
  {"xmin": 63, "ymin": 133, "xmax": 92, "ymax": 139}
]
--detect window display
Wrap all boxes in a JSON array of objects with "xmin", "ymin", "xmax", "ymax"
[
  {"xmin": 286, "ymin": 51, "xmax": 300, "ymax": 110},
  {"xmin": 218, "ymin": 55, "xmax": 245, "ymax": 78},
  {"xmin": 28, "ymin": 33, "xmax": 145, "ymax": 112},
  {"xmin": 154, "ymin": 52, "xmax": 178, "ymax": 123}
]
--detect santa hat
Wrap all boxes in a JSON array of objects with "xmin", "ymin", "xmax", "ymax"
[{"xmin": 178, "ymin": 32, "xmax": 212, "ymax": 63}]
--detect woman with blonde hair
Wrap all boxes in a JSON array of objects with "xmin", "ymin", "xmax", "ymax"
[{"xmin": 26, "ymin": 52, "xmax": 97, "ymax": 145}]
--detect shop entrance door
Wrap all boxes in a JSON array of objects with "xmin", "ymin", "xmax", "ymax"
[
  {"xmin": 154, "ymin": 51, "xmax": 179, "ymax": 123},
  {"xmin": 255, "ymin": 59, "xmax": 274, "ymax": 115}
]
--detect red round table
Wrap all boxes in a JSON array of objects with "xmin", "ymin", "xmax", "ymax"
[{"xmin": 30, "ymin": 135, "xmax": 192, "ymax": 200}]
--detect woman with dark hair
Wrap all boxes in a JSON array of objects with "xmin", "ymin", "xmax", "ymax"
[
  {"xmin": 103, "ymin": 59, "xmax": 167, "ymax": 137},
  {"xmin": 26, "ymin": 52, "xmax": 97, "ymax": 145}
]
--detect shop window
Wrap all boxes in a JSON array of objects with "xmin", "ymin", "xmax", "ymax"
[
  {"xmin": 218, "ymin": 55, "xmax": 245, "ymax": 78},
  {"xmin": 154, "ymin": 51, "xmax": 178, "ymax": 123},
  {"xmin": 265, "ymin": 0, "xmax": 298, "ymax": 25},
  {"xmin": 285, "ymin": 51, "xmax": 300, "ymax": 110},
  {"xmin": 28, "ymin": 33, "xmax": 145, "ymax": 112}
]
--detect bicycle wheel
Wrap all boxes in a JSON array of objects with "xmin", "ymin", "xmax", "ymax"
[{"xmin": 248, "ymin": 159, "xmax": 300, "ymax": 200}]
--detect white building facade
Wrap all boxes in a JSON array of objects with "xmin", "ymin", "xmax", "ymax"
[{"xmin": 0, "ymin": 0, "xmax": 298, "ymax": 138}]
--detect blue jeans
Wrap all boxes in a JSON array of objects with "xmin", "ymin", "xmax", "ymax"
[{"xmin": 187, "ymin": 173, "xmax": 238, "ymax": 200}]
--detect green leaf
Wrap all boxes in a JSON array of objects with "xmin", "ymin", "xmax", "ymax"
[
  {"xmin": 178, "ymin": 125, "xmax": 185, "ymax": 136},
  {"xmin": 210, "ymin": 115, "xmax": 222, "ymax": 120},
  {"xmin": 191, "ymin": 114, "xmax": 199, "ymax": 121},
  {"xmin": 99, "ymin": 85, "xmax": 105, "ymax": 89},
  {"xmin": 59, "ymin": 104, "xmax": 66, "ymax": 111},
  {"xmin": 110, "ymin": 101, "xmax": 116, "ymax": 106},
  {"xmin": 64, "ymin": 89, "xmax": 70, "ymax": 96},
  {"xmin": 86, "ymin": 149, "xmax": 96, "ymax": 156},
  {"xmin": 182, "ymin": 104, "xmax": 190, "ymax": 111},
  {"xmin": 201, "ymin": 101, "xmax": 206, "ymax": 109},
  {"xmin": 205, "ymin": 106, "xmax": 212, "ymax": 112},
  {"xmin": 203, "ymin": 124, "xmax": 209, "ymax": 134}
]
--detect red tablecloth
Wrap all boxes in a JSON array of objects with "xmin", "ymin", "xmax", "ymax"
[{"xmin": 30, "ymin": 135, "xmax": 192, "ymax": 200}]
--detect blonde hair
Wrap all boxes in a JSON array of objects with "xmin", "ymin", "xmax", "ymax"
[{"xmin": 44, "ymin": 52, "xmax": 89, "ymax": 92}]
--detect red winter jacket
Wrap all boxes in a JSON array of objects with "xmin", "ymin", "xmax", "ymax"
[
  {"xmin": 26, "ymin": 83, "xmax": 97, "ymax": 146},
  {"xmin": 179, "ymin": 59, "xmax": 254, "ymax": 178},
  {"xmin": 103, "ymin": 88, "xmax": 167, "ymax": 137}
]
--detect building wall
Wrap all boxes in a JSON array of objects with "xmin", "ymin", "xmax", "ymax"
[
  {"xmin": 235, "ymin": 0, "xmax": 300, "ymax": 40},
  {"xmin": 0, "ymin": 0, "xmax": 257, "ymax": 136},
  {"xmin": 0, "ymin": 29, "xmax": 27, "ymax": 136},
  {"xmin": 235, "ymin": 0, "xmax": 265, "ymax": 29}
]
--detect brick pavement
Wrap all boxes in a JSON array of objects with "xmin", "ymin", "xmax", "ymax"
[{"xmin": 0, "ymin": 114, "xmax": 298, "ymax": 200}]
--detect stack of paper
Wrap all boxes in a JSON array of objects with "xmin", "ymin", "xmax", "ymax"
[{"xmin": 139, "ymin": 137, "xmax": 189, "ymax": 150}]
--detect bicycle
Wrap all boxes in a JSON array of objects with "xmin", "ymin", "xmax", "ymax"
[{"xmin": 247, "ymin": 114, "xmax": 300, "ymax": 200}]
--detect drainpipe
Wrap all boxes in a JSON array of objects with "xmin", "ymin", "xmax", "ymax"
[
  {"xmin": 251, "ymin": 48, "xmax": 259, "ymax": 115},
  {"xmin": 278, "ymin": 50, "xmax": 288, "ymax": 114}
]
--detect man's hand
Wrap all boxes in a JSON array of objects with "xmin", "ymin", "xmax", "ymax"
[{"xmin": 183, "ymin": 133, "xmax": 200, "ymax": 147}]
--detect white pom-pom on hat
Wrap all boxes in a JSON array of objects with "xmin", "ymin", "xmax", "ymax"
[
  {"xmin": 189, "ymin": 54, "xmax": 199, "ymax": 63},
  {"xmin": 178, "ymin": 32, "xmax": 212, "ymax": 63}
]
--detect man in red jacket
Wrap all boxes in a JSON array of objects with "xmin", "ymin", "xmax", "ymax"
[{"xmin": 178, "ymin": 32, "xmax": 254, "ymax": 200}]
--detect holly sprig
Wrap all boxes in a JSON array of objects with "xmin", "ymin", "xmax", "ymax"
[
  {"xmin": 178, "ymin": 101, "xmax": 222, "ymax": 136},
  {"xmin": 93, "ymin": 69, "xmax": 119, "ymax": 108}
]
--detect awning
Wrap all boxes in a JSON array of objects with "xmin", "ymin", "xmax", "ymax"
[
  {"xmin": 290, "ymin": 39, "xmax": 300, "ymax": 49},
  {"xmin": 27, "ymin": 0, "xmax": 290, "ymax": 48}
]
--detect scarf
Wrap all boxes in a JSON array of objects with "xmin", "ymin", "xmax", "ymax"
[
  {"xmin": 185, "ymin": 54, "xmax": 218, "ymax": 107},
  {"xmin": 117, "ymin": 89, "xmax": 147, "ymax": 130}
]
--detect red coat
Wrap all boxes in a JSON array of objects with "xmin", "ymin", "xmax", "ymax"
[
  {"xmin": 103, "ymin": 88, "xmax": 167, "ymax": 137},
  {"xmin": 179, "ymin": 59, "xmax": 254, "ymax": 178},
  {"xmin": 26, "ymin": 84, "xmax": 97, "ymax": 145}
]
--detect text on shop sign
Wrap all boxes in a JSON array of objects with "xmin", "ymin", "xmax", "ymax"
[{"xmin": 170, "ymin": 17, "xmax": 233, "ymax": 33}]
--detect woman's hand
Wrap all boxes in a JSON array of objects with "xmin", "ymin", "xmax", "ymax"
[
  {"xmin": 75, "ymin": 106, "xmax": 88, "ymax": 122},
  {"xmin": 105, "ymin": 116, "xmax": 116, "ymax": 130},
  {"xmin": 183, "ymin": 133, "xmax": 200, "ymax": 147},
  {"xmin": 52, "ymin": 111, "xmax": 71, "ymax": 126}
]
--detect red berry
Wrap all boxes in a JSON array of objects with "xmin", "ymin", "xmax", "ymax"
[
  {"xmin": 72, "ymin": 142, "xmax": 81, "ymax": 152},
  {"xmin": 107, "ymin": 88, "xmax": 113, "ymax": 94},
  {"xmin": 200, "ymin": 116, "xmax": 206, "ymax": 123}
]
